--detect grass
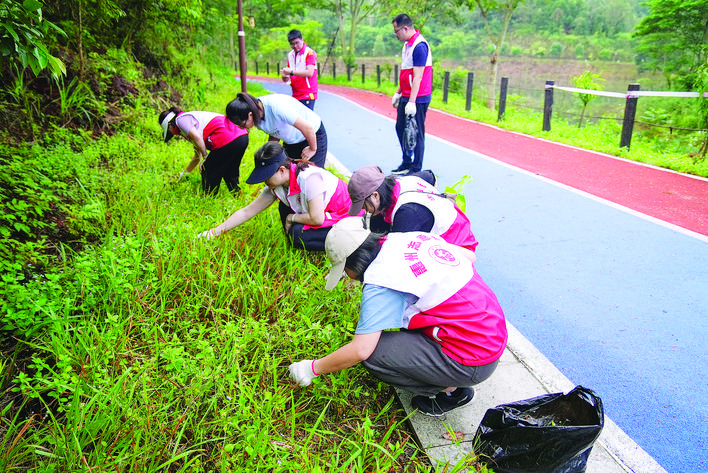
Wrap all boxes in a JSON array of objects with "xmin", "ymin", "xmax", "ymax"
[
  {"xmin": 312, "ymin": 69, "xmax": 708, "ymax": 178},
  {"xmin": 0, "ymin": 70, "xmax": 493, "ymax": 471}
]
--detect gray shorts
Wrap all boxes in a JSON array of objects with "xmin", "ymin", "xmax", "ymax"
[{"xmin": 361, "ymin": 330, "xmax": 500, "ymax": 397}]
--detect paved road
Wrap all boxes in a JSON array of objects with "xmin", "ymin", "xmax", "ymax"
[{"xmin": 256, "ymin": 79, "xmax": 708, "ymax": 472}]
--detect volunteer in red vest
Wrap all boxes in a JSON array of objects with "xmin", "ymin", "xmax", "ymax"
[
  {"xmin": 159, "ymin": 106, "xmax": 248, "ymax": 195},
  {"xmin": 196, "ymin": 142, "xmax": 357, "ymax": 252},
  {"xmin": 391, "ymin": 13, "xmax": 433, "ymax": 175},
  {"xmin": 280, "ymin": 29, "xmax": 318, "ymax": 111},
  {"xmin": 288, "ymin": 217, "xmax": 507, "ymax": 416},
  {"xmin": 347, "ymin": 165, "xmax": 478, "ymax": 252}
]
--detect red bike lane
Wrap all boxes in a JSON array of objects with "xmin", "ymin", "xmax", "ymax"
[{"xmin": 318, "ymin": 83, "xmax": 708, "ymax": 237}]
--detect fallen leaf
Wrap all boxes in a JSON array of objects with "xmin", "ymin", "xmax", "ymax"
[{"xmin": 442, "ymin": 431, "xmax": 465, "ymax": 441}]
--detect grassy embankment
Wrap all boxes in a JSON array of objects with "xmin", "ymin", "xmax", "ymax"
[{"xmin": 1, "ymin": 64, "xmax": 497, "ymax": 472}]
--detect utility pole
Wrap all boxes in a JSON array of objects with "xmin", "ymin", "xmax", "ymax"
[{"xmin": 237, "ymin": 0, "xmax": 247, "ymax": 92}]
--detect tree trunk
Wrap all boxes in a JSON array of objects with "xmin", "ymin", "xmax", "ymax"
[
  {"xmin": 229, "ymin": 25, "xmax": 236, "ymax": 71},
  {"xmin": 699, "ymin": 134, "xmax": 708, "ymax": 159},
  {"xmin": 476, "ymin": 0, "xmax": 519, "ymax": 110},
  {"xmin": 335, "ymin": 0, "xmax": 346, "ymax": 57},
  {"xmin": 77, "ymin": 0, "xmax": 85, "ymax": 79},
  {"xmin": 487, "ymin": 55, "xmax": 498, "ymax": 109},
  {"xmin": 579, "ymin": 105, "xmax": 587, "ymax": 128}
]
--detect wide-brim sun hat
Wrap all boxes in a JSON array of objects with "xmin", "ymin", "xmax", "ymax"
[
  {"xmin": 246, "ymin": 150, "xmax": 287, "ymax": 184},
  {"xmin": 324, "ymin": 217, "xmax": 371, "ymax": 290},
  {"xmin": 160, "ymin": 111, "xmax": 176, "ymax": 143},
  {"xmin": 347, "ymin": 165, "xmax": 385, "ymax": 216}
]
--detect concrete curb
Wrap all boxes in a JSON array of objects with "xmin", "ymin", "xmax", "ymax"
[{"xmin": 325, "ymin": 151, "xmax": 666, "ymax": 473}]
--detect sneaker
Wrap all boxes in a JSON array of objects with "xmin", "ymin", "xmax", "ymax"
[
  {"xmin": 391, "ymin": 164, "xmax": 411, "ymax": 175},
  {"xmin": 411, "ymin": 387, "xmax": 475, "ymax": 417}
]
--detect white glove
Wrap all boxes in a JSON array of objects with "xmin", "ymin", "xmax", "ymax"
[
  {"xmin": 392, "ymin": 92, "xmax": 402, "ymax": 108},
  {"xmin": 405, "ymin": 102, "xmax": 417, "ymax": 116},
  {"xmin": 195, "ymin": 228, "xmax": 217, "ymax": 241},
  {"xmin": 288, "ymin": 359, "xmax": 318, "ymax": 387}
]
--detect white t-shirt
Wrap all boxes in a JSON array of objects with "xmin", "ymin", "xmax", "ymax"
[{"xmin": 258, "ymin": 94, "xmax": 322, "ymax": 144}]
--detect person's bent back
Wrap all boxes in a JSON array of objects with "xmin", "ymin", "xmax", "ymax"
[{"xmin": 347, "ymin": 165, "xmax": 478, "ymax": 251}]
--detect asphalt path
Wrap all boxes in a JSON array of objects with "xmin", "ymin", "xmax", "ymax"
[{"xmin": 256, "ymin": 79, "xmax": 707, "ymax": 472}]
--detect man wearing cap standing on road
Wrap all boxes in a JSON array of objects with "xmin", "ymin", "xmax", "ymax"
[
  {"xmin": 347, "ymin": 165, "xmax": 478, "ymax": 251},
  {"xmin": 280, "ymin": 29, "xmax": 318, "ymax": 111},
  {"xmin": 287, "ymin": 217, "xmax": 507, "ymax": 416},
  {"xmin": 391, "ymin": 13, "xmax": 433, "ymax": 175}
]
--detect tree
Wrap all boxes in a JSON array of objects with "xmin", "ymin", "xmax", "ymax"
[
  {"xmin": 464, "ymin": 0, "xmax": 524, "ymax": 109},
  {"xmin": 571, "ymin": 71, "xmax": 603, "ymax": 128},
  {"xmin": 633, "ymin": 0, "xmax": 708, "ymax": 90},
  {"xmin": 375, "ymin": 0, "xmax": 461, "ymax": 28},
  {"xmin": 695, "ymin": 64, "xmax": 708, "ymax": 159},
  {"xmin": 329, "ymin": 0, "xmax": 377, "ymax": 67},
  {"xmin": 0, "ymin": 0, "xmax": 66, "ymax": 79}
]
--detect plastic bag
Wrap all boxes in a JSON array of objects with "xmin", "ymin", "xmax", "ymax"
[
  {"xmin": 403, "ymin": 115, "xmax": 418, "ymax": 157},
  {"xmin": 473, "ymin": 386, "xmax": 604, "ymax": 473}
]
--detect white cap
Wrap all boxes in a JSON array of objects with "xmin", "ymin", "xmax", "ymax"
[
  {"xmin": 160, "ymin": 111, "xmax": 176, "ymax": 142},
  {"xmin": 324, "ymin": 217, "xmax": 371, "ymax": 291}
]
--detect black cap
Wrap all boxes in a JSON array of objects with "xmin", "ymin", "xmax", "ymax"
[{"xmin": 246, "ymin": 151, "xmax": 287, "ymax": 184}]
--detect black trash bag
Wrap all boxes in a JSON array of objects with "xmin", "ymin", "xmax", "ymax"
[
  {"xmin": 473, "ymin": 386, "xmax": 604, "ymax": 473},
  {"xmin": 403, "ymin": 114, "xmax": 418, "ymax": 157}
]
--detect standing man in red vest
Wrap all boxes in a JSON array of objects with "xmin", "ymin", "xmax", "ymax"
[
  {"xmin": 391, "ymin": 14, "xmax": 433, "ymax": 175},
  {"xmin": 280, "ymin": 30, "xmax": 318, "ymax": 111}
]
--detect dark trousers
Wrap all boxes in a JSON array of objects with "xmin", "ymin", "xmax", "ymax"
[
  {"xmin": 395, "ymin": 99, "xmax": 429, "ymax": 173},
  {"xmin": 277, "ymin": 202, "xmax": 330, "ymax": 251},
  {"xmin": 201, "ymin": 134, "xmax": 249, "ymax": 195},
  {"xmin": 299, "ymin": 99, "xmax": 316, "ymax": 110},
  {"xmin": 362, "ymin": 330, "xmax": 500, "ymax": 397},
  {"xmin": 283, "ymin": 123, "xmax": 327, "ymax": 168}
]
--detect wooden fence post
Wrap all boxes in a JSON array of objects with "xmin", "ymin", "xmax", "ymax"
[
  {"xmin": 466, "ymin": 72, "xmax": 474, "ymax": 111},
  {"xmin": 443, "ymin": 71, "xmax": 450, "ymax": 103},
  {"xmin": 394, "ymin": 65, "xmax": 398, "ymax": 87},
  {"xmin": 332, "ymin": 63, "xmax": 336, "ymax": 79},
  {"xmin": 362, "ymin": 64, "xmax": 365, "ymax": 83},
  {"xmin": 266, "ymin": 63, "xmax": 269, "ymax": 75},
  {"xmin": 620, "ymin": 83, "xmax": 640, "ymax": 149},
  {"xmin": 543, "ymin": 80, "xmax": 554, "ymax": 132},
  {"xmin": 377, "ymin": 64, "xmax": 381, "ymax": 87},
  {"xmin": 498, "ymin": 77, "xmax": 509, "ymax": 121}
]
